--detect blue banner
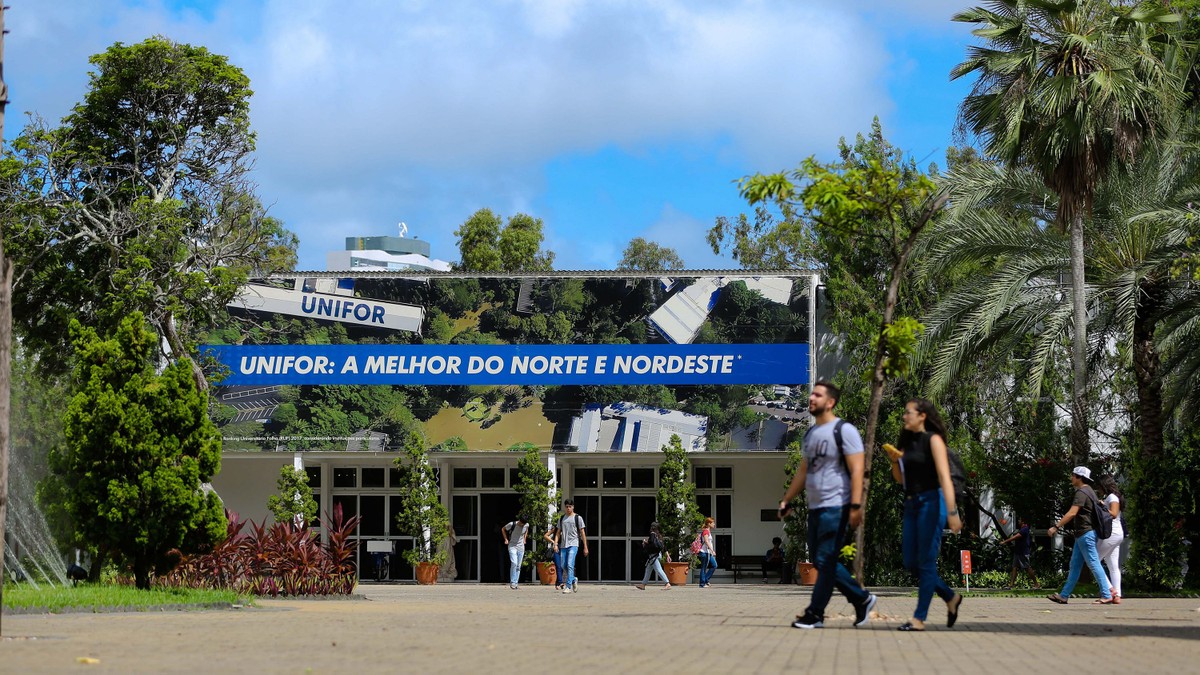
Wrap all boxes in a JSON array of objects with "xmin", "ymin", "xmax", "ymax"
[{"xmin": 202, "ymin": 343, "xmax": 809, "ymax": 386}]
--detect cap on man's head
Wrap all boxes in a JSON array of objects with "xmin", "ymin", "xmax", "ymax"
[{"xmin": 1072, "ymin": 466, "xmax": 1092, "ymax": 482}]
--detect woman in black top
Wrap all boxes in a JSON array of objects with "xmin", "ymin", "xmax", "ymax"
[
  {"xmin": 887, "ymin": 398, "xmax": 964, "ymax": 631},
  {"xmin": 635, "ymin": 521, "xmax": 671, "ymax": 590}
]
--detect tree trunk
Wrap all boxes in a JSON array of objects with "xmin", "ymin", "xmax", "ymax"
[
  {"xmin": 1132, "ymin": 281, "xmax": 1165, "ymax": 461},
  {"xmin": 0, "ymin": 2, "xmax": 11, "ymax": 638},
  {"xmin": 851, "ymin": 276, "xmax": 897, "ymax": 582},
  {"xmin": 134, "ymin": 554, "xmax": 152, "ymax": 590},
  {"xmin": 160, "ymin": 313, "xmax": 208, "ymax": 393},
  {"xmin": 1068, "ymin": 212, "xmax": 1090, "ymax": 465}
]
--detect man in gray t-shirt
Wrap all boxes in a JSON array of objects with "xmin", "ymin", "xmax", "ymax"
[
  {"xmin": 555, "ymin": 499, "xmax": 588, "ymax": 593},
  {"xmin": 778, "ymin": 380, "xmax": 876, "ymax": 629}
]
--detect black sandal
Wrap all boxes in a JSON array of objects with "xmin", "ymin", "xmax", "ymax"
[
  {"xmin": 947, "ymin": 594, "xmax": 963, "ymax": 628},
  {"xmin": 897, "ymin": 622, "xmax": 925, "ymax": 632}
]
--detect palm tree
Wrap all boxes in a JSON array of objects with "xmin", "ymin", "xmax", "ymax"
[
  {"xmin": 951, "ymin": 0, "xmax": 1181, "ymax": 464},
  {"xmin": 922, "ymin": 134, "xmax": 1200, "ymax": 586}
]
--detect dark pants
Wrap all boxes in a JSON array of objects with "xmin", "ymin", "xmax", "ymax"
[
  {"xmin": 806, "ymin": 505, "xmax": 869, "ymax": 619},
  {"xmin": 902, "ymin": 489, "xmax": 956, "ymax": 621}
]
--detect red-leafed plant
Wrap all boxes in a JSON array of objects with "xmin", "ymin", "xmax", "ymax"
[{"xmin": 159, "ymin": 506, "xmax": 361, "ymax": 596}]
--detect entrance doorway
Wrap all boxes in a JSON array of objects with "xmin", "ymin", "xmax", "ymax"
[{"xmin": 479, "ymin": 493, "xmax": 521, "ymax": 583}]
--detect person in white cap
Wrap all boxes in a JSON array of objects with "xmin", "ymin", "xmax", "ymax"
[{"xmin": 1046, "ymin": 466, "xmax": 1113, "ymax": 604}]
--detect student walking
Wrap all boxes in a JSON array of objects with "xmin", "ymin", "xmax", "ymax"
[
  {"xmin": 1095, "ymin": 474, "xmax": 1125, "ymax": 604},
  {"xmin": 998, "ymin": 517, "xmax": 1040, "ymax": 589},
  {"xmin": 502, "ymin": 516, "xmax": 529, "ymax": 589},
  {"xmin": 887, "ymin": 398, "xmax": 964, "ymax": 631},
  {"xmin": 555, "ymin": 499, "xmax": 588, "ymax": 594},
  {"xmin": 635, "ymin": 522, "xmax": 672, "ymax": 590},
  {"xmin": 777, "ymin": 380, "xmax": 878, "ymax": 629},
  {"xmin": 697, "ymin": 517, "xmax": 718, "ymax": 587},
  {"xmin": 1046, "ymin": 466, "xmax": 1113, "ymax": 605}
]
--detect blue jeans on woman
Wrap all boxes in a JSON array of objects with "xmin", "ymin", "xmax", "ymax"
[
  {"xmin": 806, "ymin": 505, "xmax": 870, "ymax": 618},
  {"xmin": 642, "ymin": 556, "xmax": 669, "ymax": 584},
  {"xmin": 1060, "ymin": 530, "xmax": 1111, "ymax": 599},
  {"xmin": 902, "ymin": 489, "xmax": 957, "ymax": 621},
  {"xmin": 697, "ymin": 552, "xmax": 717, "ymax": 586}
]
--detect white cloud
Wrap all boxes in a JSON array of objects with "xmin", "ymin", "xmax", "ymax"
[{"xmin": 8, "ymin": 0, "xmax": 926, "ymax": 270}]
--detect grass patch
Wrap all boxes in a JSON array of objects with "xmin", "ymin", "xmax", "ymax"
[{"xmin": 3, "ymin": 583, "xmax": 248, "ymax": 613}]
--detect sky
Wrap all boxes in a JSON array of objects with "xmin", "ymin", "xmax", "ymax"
[{"xmin": 5, "ymin": 0, "xmax": 977, "ymax": 271}]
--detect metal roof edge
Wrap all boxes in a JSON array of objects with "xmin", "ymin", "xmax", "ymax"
[{"xmin": 260, "ymin": 268, "xmax": 821, "ymax": 280}]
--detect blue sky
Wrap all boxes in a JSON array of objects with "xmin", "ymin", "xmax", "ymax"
[{"xmin": 6, "ymin": 0, "xmax": 975, "ymax": 270}]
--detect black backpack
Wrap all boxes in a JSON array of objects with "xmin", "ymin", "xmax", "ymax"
[
  {"xmin": 643, "ymin": 532, "xmax": 663, "ymax": 554},
  {"xmin": 1081, "ymin": 489, "xmax": 1114, "ymax": 539},
  {"xmin": 802, "ymin": 419, "xmax": 849, "ymax": 473}
]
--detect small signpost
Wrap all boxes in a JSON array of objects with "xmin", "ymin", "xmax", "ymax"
[{"xmin": 960, "ymin": 550, "xmax": 973, "ymax": 592}]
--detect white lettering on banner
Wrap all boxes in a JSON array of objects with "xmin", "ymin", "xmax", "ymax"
[
  {"xmin": 611, "ymin": 353, "xmax": 733, "ymax": 375},
  {"xmin": 300, "ymin": 295, "xmax": 387, "ymax": 325},
  {"xmin": 239, "ymin": 355, "xmax": 335, "ymax": 375},
  {"xmin": 511, "ymin": 355, "xmax": 589, "ymax": 374},
  {"xmin": 341, "ymin": 356, "xmax": 358, "ymax": 373},
  {"xmin": 363, "ymin": 355, "xmax": 462, "ymax": 375}
]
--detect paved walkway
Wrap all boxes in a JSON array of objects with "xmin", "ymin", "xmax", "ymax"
[{"xmin": 3, "ymin": 583, "xmax": 1198, "ymax": 673}]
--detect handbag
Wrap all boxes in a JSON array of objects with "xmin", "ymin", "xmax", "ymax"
[{"xmin": 690, "ymin": 532, "xmax": 703, "ymax": 555}]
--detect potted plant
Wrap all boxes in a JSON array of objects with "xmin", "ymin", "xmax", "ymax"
[
  {"xmin": 512, "ymin": 445, "xmax": 556, "ymax": 585},
  {"xmin": 656, "ymin": 434, "xmax": 705, "ymax": 586},
  {"xmin": 394, "ymin": 431, "xmax": 450, "ymax": 584},
  {"xmin": 782, "ymin": 440, "xmax": 816, "ymax": 585}
]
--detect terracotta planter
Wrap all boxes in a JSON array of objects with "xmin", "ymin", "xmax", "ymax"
[
  {"xmin": 537, "ymin": 562, "xmax": 557, "ymax": 585},
  {"xmin": 796, "ymin": 562, "xmax": 818, "ymax": 586},
  {"xmin": 664, "ymin": 561, "xmax": 691, "ymax": 586},
  {"xmin": 415, "ymin": 561, "xmax": 440, "ymax": 585}
]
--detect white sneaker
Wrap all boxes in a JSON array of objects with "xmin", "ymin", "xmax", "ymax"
[
  {"xmin": 562, "ymin": 586, "xmax": 572, "ymax": 594},
  {"xmin": 572, "ymin": 583, "xmax": 578, "ymax": 593}
]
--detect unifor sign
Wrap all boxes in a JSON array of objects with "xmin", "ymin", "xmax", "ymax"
[
  {"xmin": 203, "ymin": 343, "xmax": 809, "ymax": 386},
  {"xmin": 227, "ymin": 281, "xmax": 423, "ymax": 332}
]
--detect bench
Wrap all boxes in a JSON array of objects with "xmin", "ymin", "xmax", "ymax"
[{"xmin": 727, "ymin": 554, "xmax": 784, "ymax": 583}]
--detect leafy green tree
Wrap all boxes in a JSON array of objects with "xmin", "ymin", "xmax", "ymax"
[
  {"xmin": 1, "ymin": 36, "xmax": 297, "ymax": 389},
  {"xmin": 513, "ymin": 447, "xmax": 554, "ymax": 565},
  {"xmin": 393, "ymin": 431, "xmax": 450, "ymax": 566},
  {"xmin": 924, "ymin": 135, "xmax": 1200, "ymax": 587},
  {"xmin": 714, "ymin": 121, "xmax": 946, "ymax": 579},
  {"xmin": 951, "ymin": 0, "xmax": 1181, "ymax": 464},
  {"xmin": 455, "ymin": 208, "xmax": 504, "ymax": 272},
  {"xmin": 266, "ymin": 466, "xmax": 319, "ymax": 527},
  {"xmin": 45, "ymin": 312, "xmax": 224, "ymax": 589},
  {"xmin": 618, "ymin": 237, "xmax": 685, "ymax": 271},
  {"xmin": 656, "ymin": 434, "xmax": 705, "ymax": 564},
  {"xmin": 499, "ymin": 212, "xmax": 555, "ymax": 271}
]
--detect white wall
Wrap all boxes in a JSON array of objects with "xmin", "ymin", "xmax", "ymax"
[{"xmin": 211, "ymin": 455, "xmax": 293, "ymax": 525}]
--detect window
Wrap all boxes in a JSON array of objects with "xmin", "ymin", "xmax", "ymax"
[
  {"xmin": 630, "ymin": 468, "xmax": 655, "ymax": 489},
  {"xmin": 481, "ymin": 468, "xmax": 506, "ymax": 488},
  {"xmin": 509, "ymin": 468, "xmax": 520, "ymax": 487},
  {"xmin": 602, "ymin": 468, "xmax": 626, "ymax": 489},
  {"xmin": 361, "ymin": 468, "xmax": 385, "ymax": 488},
  {"xmin": 574, "ymin": 468, "xmax": 598, "ymax": 489},
  {"xmin": 715, "ymin": 467, "xmax": 733, "ymax": 490},
  {"xmin": 453, "ymin": 468, "xmax": 477, "ymax": 488},
  {"xmin": 333, "ymin": 468, "xmax": 357, "ymax": 488},
  {"xmin": 389, "ymin": 468, "xmax": 404, "ymax": 488},
  {"xmin": 305, "ymin": 466, "xmax": 322, "ymax": 488},
  {"xmin": 694, "ymin": 467, "xmax": 713, "ymax": 489}
]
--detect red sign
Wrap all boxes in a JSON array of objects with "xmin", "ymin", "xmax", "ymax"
[{"xmin": 960, "ymin": 550, "xmax": 973, "ymax": 575}]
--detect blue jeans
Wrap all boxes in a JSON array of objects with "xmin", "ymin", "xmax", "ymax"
[
  {"xmin": 508, "ymin": 547, "xmax": 524, "ymax": 586},
  {"xmin": 807, "ymin": 505, "xmax": 869, "ymax": 618},
  {"xmin": 1060, "ymin": 530, "xmax": 1111, "ymax": 599},
  {"xmin": 562, "ymin": 546, "xmax": 579, "ymax": 587},
  {"xmin": 553, "ymin": 548, "xmax": 564, "ymax": 586},
  {"xmin": 698, "ymin": 552, "xmax": 717, "ymax": 585},
  {"xmin": 642, "ymin": 556, "xmax": 668, "ymax": 584},
  {"xmin": 902, "ymin": 489, "xmax": 957, "ymax": 621}
]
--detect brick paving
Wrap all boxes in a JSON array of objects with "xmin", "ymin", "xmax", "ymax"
[{"xmin": 2, "ymin": 582, "xmax": 1198, "ymax": 673}]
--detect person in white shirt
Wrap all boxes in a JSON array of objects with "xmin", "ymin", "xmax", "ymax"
[
  {"xmin": 1095, "ymin": 475, "xmax": 1125, "ymax": 603},
  {"xmin": 502, "ymin": 516, "xmax": 530, "ymax": 589}
]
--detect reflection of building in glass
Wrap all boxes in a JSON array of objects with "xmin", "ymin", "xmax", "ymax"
[
  {"xmin": 648, "ymin": 277, "xmax": 794, "ymax": 344},
  {"xmin": 326, "ymin": 235, "xmax": 452, "ymax": 272},
  {"xmin": 568, "ymin": 402, "xmax": 708, "ymax": 452}
]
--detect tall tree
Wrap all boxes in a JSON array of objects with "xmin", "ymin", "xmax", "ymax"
[
  {"xmin": 711, "ymin": 121, "xmax": 946, "ymax": 580},
  {"xmin": 46, "ymin": 312, "xmax": 225, "ymax": 589},
  {"xmin": 617, "ymin": 237, "xmax": 685, "ymax": 271},
  {"xmin": 951, "ymin": 0, "xmax": 1181, "ymax": 464},
  {"xmin": 499, "ymin": 212, "xmax": 554, "ymax": 271},
  {"xmin": 1, "ymin": 37, "xmax": 297, "ymax": 390},
  {"xmin": 455, "ymin": 208, "xmax": 503, "ymax": 272}
]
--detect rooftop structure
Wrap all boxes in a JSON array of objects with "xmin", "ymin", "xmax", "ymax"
[
  {"xmin": 568, "ymin": 402, "xmax": 708, "ymax": 452},
  {"xmin": 326, "ymin": 231, "xmax": 452, "ymax": 272}
]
